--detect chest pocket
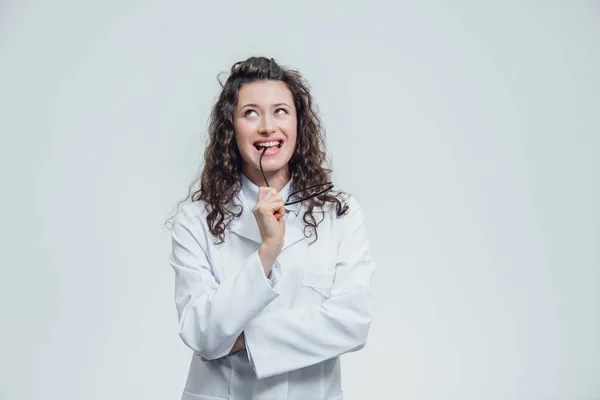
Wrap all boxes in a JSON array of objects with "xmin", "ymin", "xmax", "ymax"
[{"xmin": 301, "ymin": 268, "xmax": 336, "ymax": 299}]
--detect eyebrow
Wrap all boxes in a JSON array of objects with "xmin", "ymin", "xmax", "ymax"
[{"xmin": 239, "ymin": 102, "xmax": 292, "ymax": 110}]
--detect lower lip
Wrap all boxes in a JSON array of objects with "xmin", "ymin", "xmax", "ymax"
[{"xmin": 256, "ymin": 143, "xmax": 283, "ymax": 157}]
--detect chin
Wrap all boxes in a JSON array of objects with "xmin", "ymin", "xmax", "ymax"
[{"xmin": 257, "ymin": 163, "xmax": 286, "ymax": 173}]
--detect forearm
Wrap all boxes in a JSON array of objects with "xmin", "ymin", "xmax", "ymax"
[
  {"xmin": 244, "ymin": 289, "xmax": 373, "ymax": 379},
  {"xmin": 177, "ymin": 250, "xmax": 280, "ymax": 360},
  {"xmin": 258, "ymin": 243, "xmax": 280, "ymax": 276},
  {"xmin": 201, "ymin": 332, "xmax": 246, "ymax": 361}
]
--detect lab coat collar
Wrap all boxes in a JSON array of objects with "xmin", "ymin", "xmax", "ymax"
[
  {"xmin": 229, "ymin": 174, "xmax": 304, "ymax": 251},
  {"xmin": 239, "ymin": 173, "xmax": 299, "ymax": 215}
]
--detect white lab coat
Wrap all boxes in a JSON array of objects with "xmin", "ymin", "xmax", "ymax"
[{"xmin": 169, "ymin": 177, "xmax": 375, "ymax": 400}]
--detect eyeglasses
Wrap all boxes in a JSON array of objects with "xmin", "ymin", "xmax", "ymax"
[{"xmin": 259, "ymin": 147, "xmax": 334, "ymax": 206}]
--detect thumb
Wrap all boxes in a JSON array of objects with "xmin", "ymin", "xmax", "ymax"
[{"xmin": 257, "ymin": 187, "xmax": 268, "ymax": 202}]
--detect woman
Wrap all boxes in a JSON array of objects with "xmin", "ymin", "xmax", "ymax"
[{"xmin": 169, "ymin": 56, "xmax": 375, "ymax": 400}]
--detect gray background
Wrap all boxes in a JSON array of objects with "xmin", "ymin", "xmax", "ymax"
[{"xmin": 1, "ymin": 1, "xmax": 599, "ymax": 399}]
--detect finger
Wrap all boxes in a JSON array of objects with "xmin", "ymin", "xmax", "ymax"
[
  {"xmin": 261, "ymin": 194, "xmax": 283, "ymax": 208},
  {"xmin": 257, "ymin": 187, "xmax": 277, "ymax": 201},
  {"xmin": 253, "ymin": 191, "xmax": 274, "ymax": 212},
  {"xmin": 254, "ymin": 197, "xmax": 284, "ymax": 214},
  {"xmin": 253, "ymin": 203, "xmax": 283, "ymax": 217},
  {"xmin": 274, "ymin": 203, "xmax": 286, "ymax": 220},
  {"xmin": 278, "ymin": 213, "xmax": 286, "ymax": 230},
  {"xmin": 271, "ymin": 201, "xmax": 285, "ymax": 214},
  {"xmin": 256, "ymin": 188, "xmax": 283, "ymax": 207},
  {"xmin": 257, "ymin": 190, "xmax": 283, "ymax": 206}
]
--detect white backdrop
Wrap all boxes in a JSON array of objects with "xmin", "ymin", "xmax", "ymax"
[{"xmin": 1, "ymin": 1, "xmax": 599, "ymax": 399}]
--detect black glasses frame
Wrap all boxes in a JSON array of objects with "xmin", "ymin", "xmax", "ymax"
[{"xmin": 284, "ymin": 182, "xmax": 335, "ymax": 205}]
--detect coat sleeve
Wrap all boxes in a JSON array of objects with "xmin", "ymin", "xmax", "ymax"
[
  {"xmin": 243, "ymin": 196, "xmax": 375, "ymax": 379},
  {"xmin": 169, "ymin": 205, "xmax": 281, "ymax": 360}
]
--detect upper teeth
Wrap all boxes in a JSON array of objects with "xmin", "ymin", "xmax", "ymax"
[{"xmin": 257, "ymin": 141, "xmax": 280, "ymax": 147}]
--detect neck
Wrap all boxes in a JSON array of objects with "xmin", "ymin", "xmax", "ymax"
[{"xmin": 242, "ymin": 166, "xmax": 291, "ymax": 192}]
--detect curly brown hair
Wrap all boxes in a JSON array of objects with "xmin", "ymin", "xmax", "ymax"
[{"xmin": 168, "ymin": 56, "xmax": 349, "ymax": 244}]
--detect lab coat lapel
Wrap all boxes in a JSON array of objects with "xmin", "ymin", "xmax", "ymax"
[
  {"xmin": 229, "ymin": 193, "xmax": 262, "ymax": 245},
  {"xmin": 282, "ymin": 202, "xmax": 305, "ymax": 251}
]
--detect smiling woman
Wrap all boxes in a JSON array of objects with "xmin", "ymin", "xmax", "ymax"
[
  {"xmin": 234, "ymin": 80, "xmax": 297, "ymax": 185},
  {"xmin": 167, "ymin": 56, "xmax": 375, "ymax": 400}
]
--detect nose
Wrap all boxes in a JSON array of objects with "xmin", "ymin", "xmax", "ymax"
[{"xmin": 259, "ymin": 114, "xmax": 276, "ymax": 135}]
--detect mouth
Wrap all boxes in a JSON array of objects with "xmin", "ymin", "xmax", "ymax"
[{"xmin": 254, "ymin": 140, "xmax": 283, "ymax": 151}]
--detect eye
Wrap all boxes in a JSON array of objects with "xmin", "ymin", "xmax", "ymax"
[
  {"xmin": 275, "ymin": 108, "xmax": 287, "ymax": 115},
  {"xmin": 244, "ymin": 109, "xmax": 257, "ymax": 117}
]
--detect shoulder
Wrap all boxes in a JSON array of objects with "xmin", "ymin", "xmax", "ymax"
[
  {"xmin": 169, "ymin": 199, "xmax": 219, "ymax": 253},
  {"xmin": 317, "ymin": 191, "xmax": 367, "ymax": 234},
  {"xmin": 171, "ymin": 196, "xmax": 243, "ymax": 243},
  {"xmin": 323, "ymin": 191, "xmax": 364, "ymax": 218},
  {"xmin": 345, "ymin": 192, "xmax": 363, "ymax": 213},
  {"xmin": 172, "ymin": 199, "xmax": 210, "ymax": 231}
]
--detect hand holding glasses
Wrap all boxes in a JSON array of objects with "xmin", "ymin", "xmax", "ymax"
[{"xmin": 259, "ymin": 147, "xmax": 334, "ymax": 206}]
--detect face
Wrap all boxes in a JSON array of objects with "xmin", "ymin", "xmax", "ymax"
[{"xmin": 233, "ymin": 80, "xmax": 297, "ymax": 183}]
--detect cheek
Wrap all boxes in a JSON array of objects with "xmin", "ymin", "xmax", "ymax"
[
  {"xmin": 286, "ymin": 132, "xmax": 297, "ymax": 150},
  {"xmin": 283, "ymin": 121, "xmax": 298, "ymax": 147},
  {"xmin": 233, "ymin": 122, "xmax": 254, "ymax": 146}
]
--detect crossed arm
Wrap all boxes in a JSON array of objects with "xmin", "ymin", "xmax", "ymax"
[{"xmin": 169, "ymin": 197, "xmax": 374, "ymax": 379}]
